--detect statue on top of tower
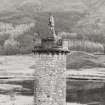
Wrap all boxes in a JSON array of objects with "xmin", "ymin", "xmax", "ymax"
[
  {"xmin": 48, "ymin": 13, "xmax": 56, "ymax": 39},
  {"xmin": 49, "ymin": 13, "xmax": 55, "ymax": 27}
]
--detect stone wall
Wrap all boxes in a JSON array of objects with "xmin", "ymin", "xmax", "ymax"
[{"xmin": 34, "ymin": 54, "xmax": 66, "ymax": 105}]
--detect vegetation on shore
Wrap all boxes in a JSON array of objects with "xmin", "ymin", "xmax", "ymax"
[{"xmin": 0, "ymin": 10, "xmax": 105, "ymax": 55}]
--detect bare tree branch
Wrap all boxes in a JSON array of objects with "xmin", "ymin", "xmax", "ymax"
[{"xmin": 82, "ymin": 0, "xmax": 105, "ymax": 15}]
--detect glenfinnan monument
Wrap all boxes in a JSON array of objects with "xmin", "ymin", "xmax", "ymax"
[{"xmin": 33, "ymin": 13, "xmax": 70, "ymax": 105}]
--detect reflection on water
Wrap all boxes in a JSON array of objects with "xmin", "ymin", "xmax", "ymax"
[
  {"xmin": 67, "ymin": 79, "xmax": 105, "ymax": 105},
  {"xmin": 0, "ymin": 94, "xmax": 33, "ymax": 105},
  {"xmin": 0, "ymin": 80, "xmax": 34, "ymax": 105},
  {"xmin": 1, "ymin": 79, "xmax": 105, "ymax": 105}
]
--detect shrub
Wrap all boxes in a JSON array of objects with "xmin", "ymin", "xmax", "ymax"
[
  {"xmin": 69, "ymin": 40, "xmax": 104, "ymax": 53},
  {"xmin": 3, "ymin": 39, "xmax": 20, "ymax": 55}
]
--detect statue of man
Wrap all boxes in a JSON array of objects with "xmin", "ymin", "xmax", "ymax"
[
  {"xmin": 48, "ymin": 13, "xmax": 56, "ymax": 38},
  {"xmin": 49, "ymin": 13, "xmax": 55, "ymax": 28}
]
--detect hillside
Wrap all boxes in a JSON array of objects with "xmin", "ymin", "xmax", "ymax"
[
  {"xmin": 0, "ymin": 0, "xmax": 86, "ymax": 12},
  {"xmin": 72, "ymin": 1, "xmax": 105, "ymax": 43},
  {"xmin": 67, "ymin": 51, "xmax": 105, "ymax": 69},
  {"xmin": 0, "ymin": 0, "xmax": 86, "ymax": 24}
]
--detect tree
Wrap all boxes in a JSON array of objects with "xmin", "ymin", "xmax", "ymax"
[
  {"xmin": 0, "ymin": 34, "xmax": 9, "ymax": 46},
  {"xmin": 82, "ymin": 0, "xmax": 105, "ymax": 15},
  {"xmin": 3, "ymin": 38, "xmax": 20, "ymax": 55}
]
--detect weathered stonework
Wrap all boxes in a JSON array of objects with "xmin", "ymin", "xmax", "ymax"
[{"xmin": 34, "ymin": 54, "xmax": 66, "ymax": 105}]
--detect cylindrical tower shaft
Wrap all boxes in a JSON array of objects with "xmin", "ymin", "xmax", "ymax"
[{"xmin": 34, "ymin": 54, "xmax": 67, "ymax": 105}]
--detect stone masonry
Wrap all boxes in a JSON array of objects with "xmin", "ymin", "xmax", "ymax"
[{"xmin": 34, "ymin": 54, "xmax": 67, "ymax": 105}]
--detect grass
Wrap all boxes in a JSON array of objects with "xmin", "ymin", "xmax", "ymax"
[{"xmin": 67, "ymin": 51, "xmax": 105, "ymax": 69}]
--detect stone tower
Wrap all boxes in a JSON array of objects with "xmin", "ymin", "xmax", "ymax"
[{"xmin": 33, "ymin": 14, "xmax": 69, "ymax": 105}]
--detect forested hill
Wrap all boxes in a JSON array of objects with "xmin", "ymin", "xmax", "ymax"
[
  {"xmin": 0, "ymin": 0, "xmax": 105, "ymax": 54},
  {"xmin": 0, "ymin": 11, "xmax": 85, "ymax": 55}
]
